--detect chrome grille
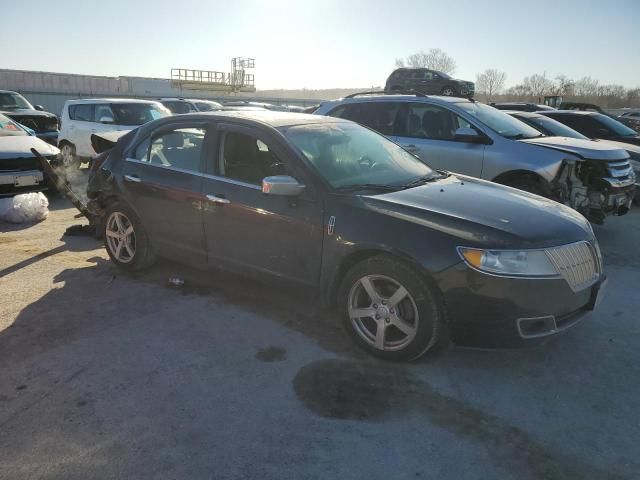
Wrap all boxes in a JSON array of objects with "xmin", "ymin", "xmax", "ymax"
[{"xmin": 545, "ymin": 241, "xmax": 599, "ymax": 292}]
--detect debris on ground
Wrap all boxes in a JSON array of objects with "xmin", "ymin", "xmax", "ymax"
[
  {"xmin": 0, "ymin": 192, "xmax": 49, "ymax": 223},
  {"xmin": 64, "ymin": 224, "xmax": 97, "ymax": 236}
]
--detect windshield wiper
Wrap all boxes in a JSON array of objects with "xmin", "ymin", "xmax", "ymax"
[
  {"xmin": 401, "ymin": 172, "xmax": 447, "ymax": 189},
  {"xmin": 334, "ymin": 183, "xmax": 401, "ymax": 193}
]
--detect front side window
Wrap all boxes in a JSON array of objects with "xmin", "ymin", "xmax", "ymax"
[
  {"xmin": 407, "ymin": 103, "xmax": 472, "ymax": 140},
  {"xmin": 456, "ymin": 102, "xmax": 542, "ymax": 139},
  {"xmin": 146, "ymin": 127, "xmax": 206, "ymax": 172},
  {"xmin": 0, "ymin": 113, "xmax": 28, "ymax": 136},
  {"xmin": 110, "ymin": 103, "xmax": 169, "ymax": 126},
  {"xmin": 219, "ymin": 132, "xmax": 286, "ymax": 185},
  {"xmin": 282, "ymin": 122, "xmax": 433, "ymax": 188},
  {"xmin": 0, "ymin": 92, "xmax": 32, "ymax": 110}
]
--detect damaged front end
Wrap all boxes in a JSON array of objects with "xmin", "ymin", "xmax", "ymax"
[{"xmin": 551, "ymin": 158, "xmax": 636, "ymax": 224}]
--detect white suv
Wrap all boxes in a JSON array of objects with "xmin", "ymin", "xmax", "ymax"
[
  {"xmin": 159, "ymin": 98, "xmax": 222, "ymax": 114},
  {"xmin": 58, "ymin": 98, "xmax": 170, "ymax": 167}
]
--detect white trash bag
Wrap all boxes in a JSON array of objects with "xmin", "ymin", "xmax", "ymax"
[{"xmin": 0, "ymin": 192, "xmax": 49, "ymax": 223}]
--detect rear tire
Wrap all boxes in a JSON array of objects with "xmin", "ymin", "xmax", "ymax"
[
  {"xmin": 441, "ymin": 86, "xmax": 456, "ymax": 96},
  {"xmin": 338, "ymin": 255, "xmax": 447, "ymax": 361},
  {"xmin": 103, "ymin": 201, "xmax": 155, "ymax": 271}
]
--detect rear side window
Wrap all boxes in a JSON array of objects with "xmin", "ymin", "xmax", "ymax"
[
  {"xmin": 148, "ymin": 127, "xmax": 206, "ymax": 172},
  {"xmin": 328, "ymin": 102, "xmax": 405, "ymax": 136},
  {"xmin": 69, "ymin": 104, "xmax": 94, "ymax": 122},
  {"xmin": 94, "ymin": 104, "xmax": 115, "ymax": 122}
]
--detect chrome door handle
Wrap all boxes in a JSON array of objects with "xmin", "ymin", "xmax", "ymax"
[
  {"xmin": 206, "ymin": 194, "xmax": 230, "ymax": 204},
  {"xmin": 124, "ymin": 174, "xmax": 141, "ymax": 183}
]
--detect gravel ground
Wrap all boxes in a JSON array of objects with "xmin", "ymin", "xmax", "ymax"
[{"xmin": 1, "ymin": 197, "xmax": 639, "ymax": 480}]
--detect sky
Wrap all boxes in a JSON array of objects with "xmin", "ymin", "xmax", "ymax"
[{"xmin": 2, "ymin": 0, "xmax": 639, "ymax": 90}]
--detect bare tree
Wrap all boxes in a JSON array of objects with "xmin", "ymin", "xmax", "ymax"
[
  {"xmin": 549, "ymin": 75, "xmax": 574, "ymax": 96},
  {"xmin": 395, "ymin": 48, "xmax": 456, "ymax": 74},
  {"xmin": 475, "ymin": 69, "xmax": 506, "ymax": 100},
  {"xmin": 574, "ymin": 76, "xmax": 599, "ymax": 97},
  {"xmin": 522, "ymin": 73, "xmax": 553, "ymax": 99}
]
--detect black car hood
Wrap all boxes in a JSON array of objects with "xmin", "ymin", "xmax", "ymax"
[
  {"xmin": 362, "ymin": 174, "xmax": 591, "ymax": 249},
  {"xmin": 2, "ymin": 108, "xmax": 57, "ymax": 119}
]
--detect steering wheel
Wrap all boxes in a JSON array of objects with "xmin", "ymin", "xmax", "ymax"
[{"xmin": 357, "ymin": 155, "xmax": 377, "ymax": 169}]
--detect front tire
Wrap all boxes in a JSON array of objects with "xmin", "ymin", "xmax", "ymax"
[
  {"xmin": 504, "ymin": 175, "xmax": 552, "ymax": 198},
  {"xmin": 103, "ymin": 202, "xmax": 155, "ymax": 271},
  {"xmin": 338, "ymin": 255, "xmax": 447, "ymax": 361}
]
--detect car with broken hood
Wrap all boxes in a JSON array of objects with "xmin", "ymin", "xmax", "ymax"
[
  {"xmin": 0, "ymin": 90, "xmax": 59, "ymax": 146},
  {"xmin": 508, "ymin": 110, "xmax": 640, "ymax": 203},
  {"xmin": 87, "ymin": 111, "xmax": 607, "ymax": 361},
  {"xmin": 0, "ymin": 113, "xmax": 59, "ymax": 197},
  {"xmin": 314, "ymin": 93, "xmax": 635, "ymax": 223},
  {"xmin": 57, "ymin": 98, "xmax": 170, "ymax": 168}
]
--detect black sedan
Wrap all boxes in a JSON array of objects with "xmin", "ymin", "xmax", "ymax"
[
  {"xmin": 87, "ymin": 111, "xmax": 606, "ymax": 360},
  {"xmin": 540, "ymin": 110, "xmax": 640, "ymax": 147}
]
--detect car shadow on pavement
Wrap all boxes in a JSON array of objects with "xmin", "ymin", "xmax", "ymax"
[{"xmin": 0, "ymin": 234, "xmax": 100, "ymax": 278}]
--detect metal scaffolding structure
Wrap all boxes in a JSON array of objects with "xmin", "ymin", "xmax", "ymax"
[{"xmin": 171, "ymin": 57, "xmax": 256, "ymax": 93}]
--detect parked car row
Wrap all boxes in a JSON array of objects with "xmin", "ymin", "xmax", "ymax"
[{"xmin": 313, "ymin": 91, "xmax": 636, "ymax": 223}]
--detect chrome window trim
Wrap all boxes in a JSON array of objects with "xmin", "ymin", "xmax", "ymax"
[{"xmin": 124, "ymin": 157, "xmax": 262, "ymax": 190}]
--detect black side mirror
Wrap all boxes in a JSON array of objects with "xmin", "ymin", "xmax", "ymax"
[
  {"xmin": 33, "ymin": 105, "xmax": 44, "ymax": 111},
  {"xmin": 454, "ymin": 127, "xmax": 482, "ymax": 143}
]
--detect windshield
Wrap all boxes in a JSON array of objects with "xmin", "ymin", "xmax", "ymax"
[
  {"xmin": 195, "ymin": 101, "xmax": 222, "ymax": 111},
  {"xmin": 110, "ymin": 103, "xmax": 170, "ymax": 126},
  {"xmin": 457, "ymin": 102, "xmax": 543, "ymax": 139},
  {"xmin": 0, "ymin": 113, "xmax": 28, "ymax": 136},
  {"xmin": 0, "ymin": 92, "xmax": 33, "ymax": 111},
  {"xmin": 527, "ymin": 116, "xmax": 588, "ymax": 140},
  {"xmin": 596, "ymin": 114, "xmax": 638, "ymax": 137},
  {"xmin": 282, "ymin": 122, "xmax": 433, "ymax": 189}
]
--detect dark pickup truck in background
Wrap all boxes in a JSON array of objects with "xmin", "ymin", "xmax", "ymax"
[{"xmin": 0, "ymin": 90, "xmax": 59, "ymax": 146}]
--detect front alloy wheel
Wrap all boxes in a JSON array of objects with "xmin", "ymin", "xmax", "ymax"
[
  {"xmin": 348, "ymin": 275, "xmax": 418, "ymax": 351},
  {"xmin": 441, "ymin": 87, "xmax": 455, "ymax": 96},
  {"xmin": 339, "ymin": 255, "xmax": 446, "ymax": 361},
  {"xmin": 59, "ymin": 143, "xmax": 80, "ymax": 169}
]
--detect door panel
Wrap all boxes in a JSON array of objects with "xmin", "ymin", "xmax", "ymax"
[
  {"xmin": 391, "ymin": 103, "xmax": 485, "ymax": 177},
  {"xmin": 202, "ymin": 127, "xmax": 324, "ymax": 285},
  {"xmin": 120, "ymin": 126, "xmax": 209, "ymax": 265}
]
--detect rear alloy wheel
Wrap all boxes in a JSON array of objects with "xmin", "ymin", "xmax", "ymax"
[
  {"xmin": 441, "ymin": 87, "xmax": 455, "ymax": 96},
  {"xmin": 59, "ymin": 143, "xmax": 80, "ymax": 169},
  {"xmin": 103, "ymin": 202, "xmax": 155, "ymax": 271},
  {"xmin": 339, "ymin": 256, "xmax": 446, "ymax": 361}
]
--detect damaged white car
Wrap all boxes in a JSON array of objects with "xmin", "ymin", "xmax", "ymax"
[
  {"xmin": 315, "ymin": 94, "xmax": 636, "ymax": 223},
  {"xmin": 0, "ymin": 113, "xmax": 59, "ymax": 197}
]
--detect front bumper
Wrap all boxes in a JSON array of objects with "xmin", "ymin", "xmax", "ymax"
[
  {"xmin": 436, "ymin": 263, "xmax": 606, "ymax": 348},
  {"xmin": 0, "ymin": 169, "xmax": 46, "ymax": 197}
]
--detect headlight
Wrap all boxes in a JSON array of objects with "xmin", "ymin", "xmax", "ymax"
[{"xmin": 457, "ymin": 247, "xmax": 560, "ymax": 278}]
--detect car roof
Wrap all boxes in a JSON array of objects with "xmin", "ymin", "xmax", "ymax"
[
  {"xmin": 66, "ymin": 98, "xmax": 162, "ymax": 104},
  {"xmin": 330, "ymin": 94, "xmax": 473, "ymax": 106},
  {"xmin": 543, "ymin": 110, "xmax": 599, "ymax": 116},
  {"xmin": 0, "ymin": 89, "xmax": 22, "ymax": 94},
  {"xmin": 160, "ymin": 98, "xmax": 220, "ymax": 103},
  {"xmin": 506, "ymin": 111, "xmax": 543, "ymax": 118},
  {"xmin": 151, "ymin": 110, "xmax": 347, "ymax": 128}
]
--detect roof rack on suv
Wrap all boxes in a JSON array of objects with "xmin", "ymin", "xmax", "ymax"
[{"xmin": 344, "ymin": 90, "xmax": 427, "ymax": 99}]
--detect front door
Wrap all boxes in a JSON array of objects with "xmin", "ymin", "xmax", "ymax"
[
  {"xmin": 200, "ymin": 124, "xmax": 324, "ymax": 285},
  {"xmin": 390, "ymin": 103, "xmax": 485, "ymax": 177},
  {"xmin": 120, "ymin": 123, "xmax": 209, "ymax": 265}
]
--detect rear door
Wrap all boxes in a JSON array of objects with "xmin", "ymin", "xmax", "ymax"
[
  {"xmin": 390, "ymin": 102, "xmax": 485, "ymax": 177},
  {"xmin": 120, "ymin": 121, "xmax": 209, "ymax": 264},
  {"xmin": 200, "ymin": 122, "xmax": 324, "ymax": 285},
  {"xmin": 68, "ymin": 104, "xmax": 95, "ymax": 157}
]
